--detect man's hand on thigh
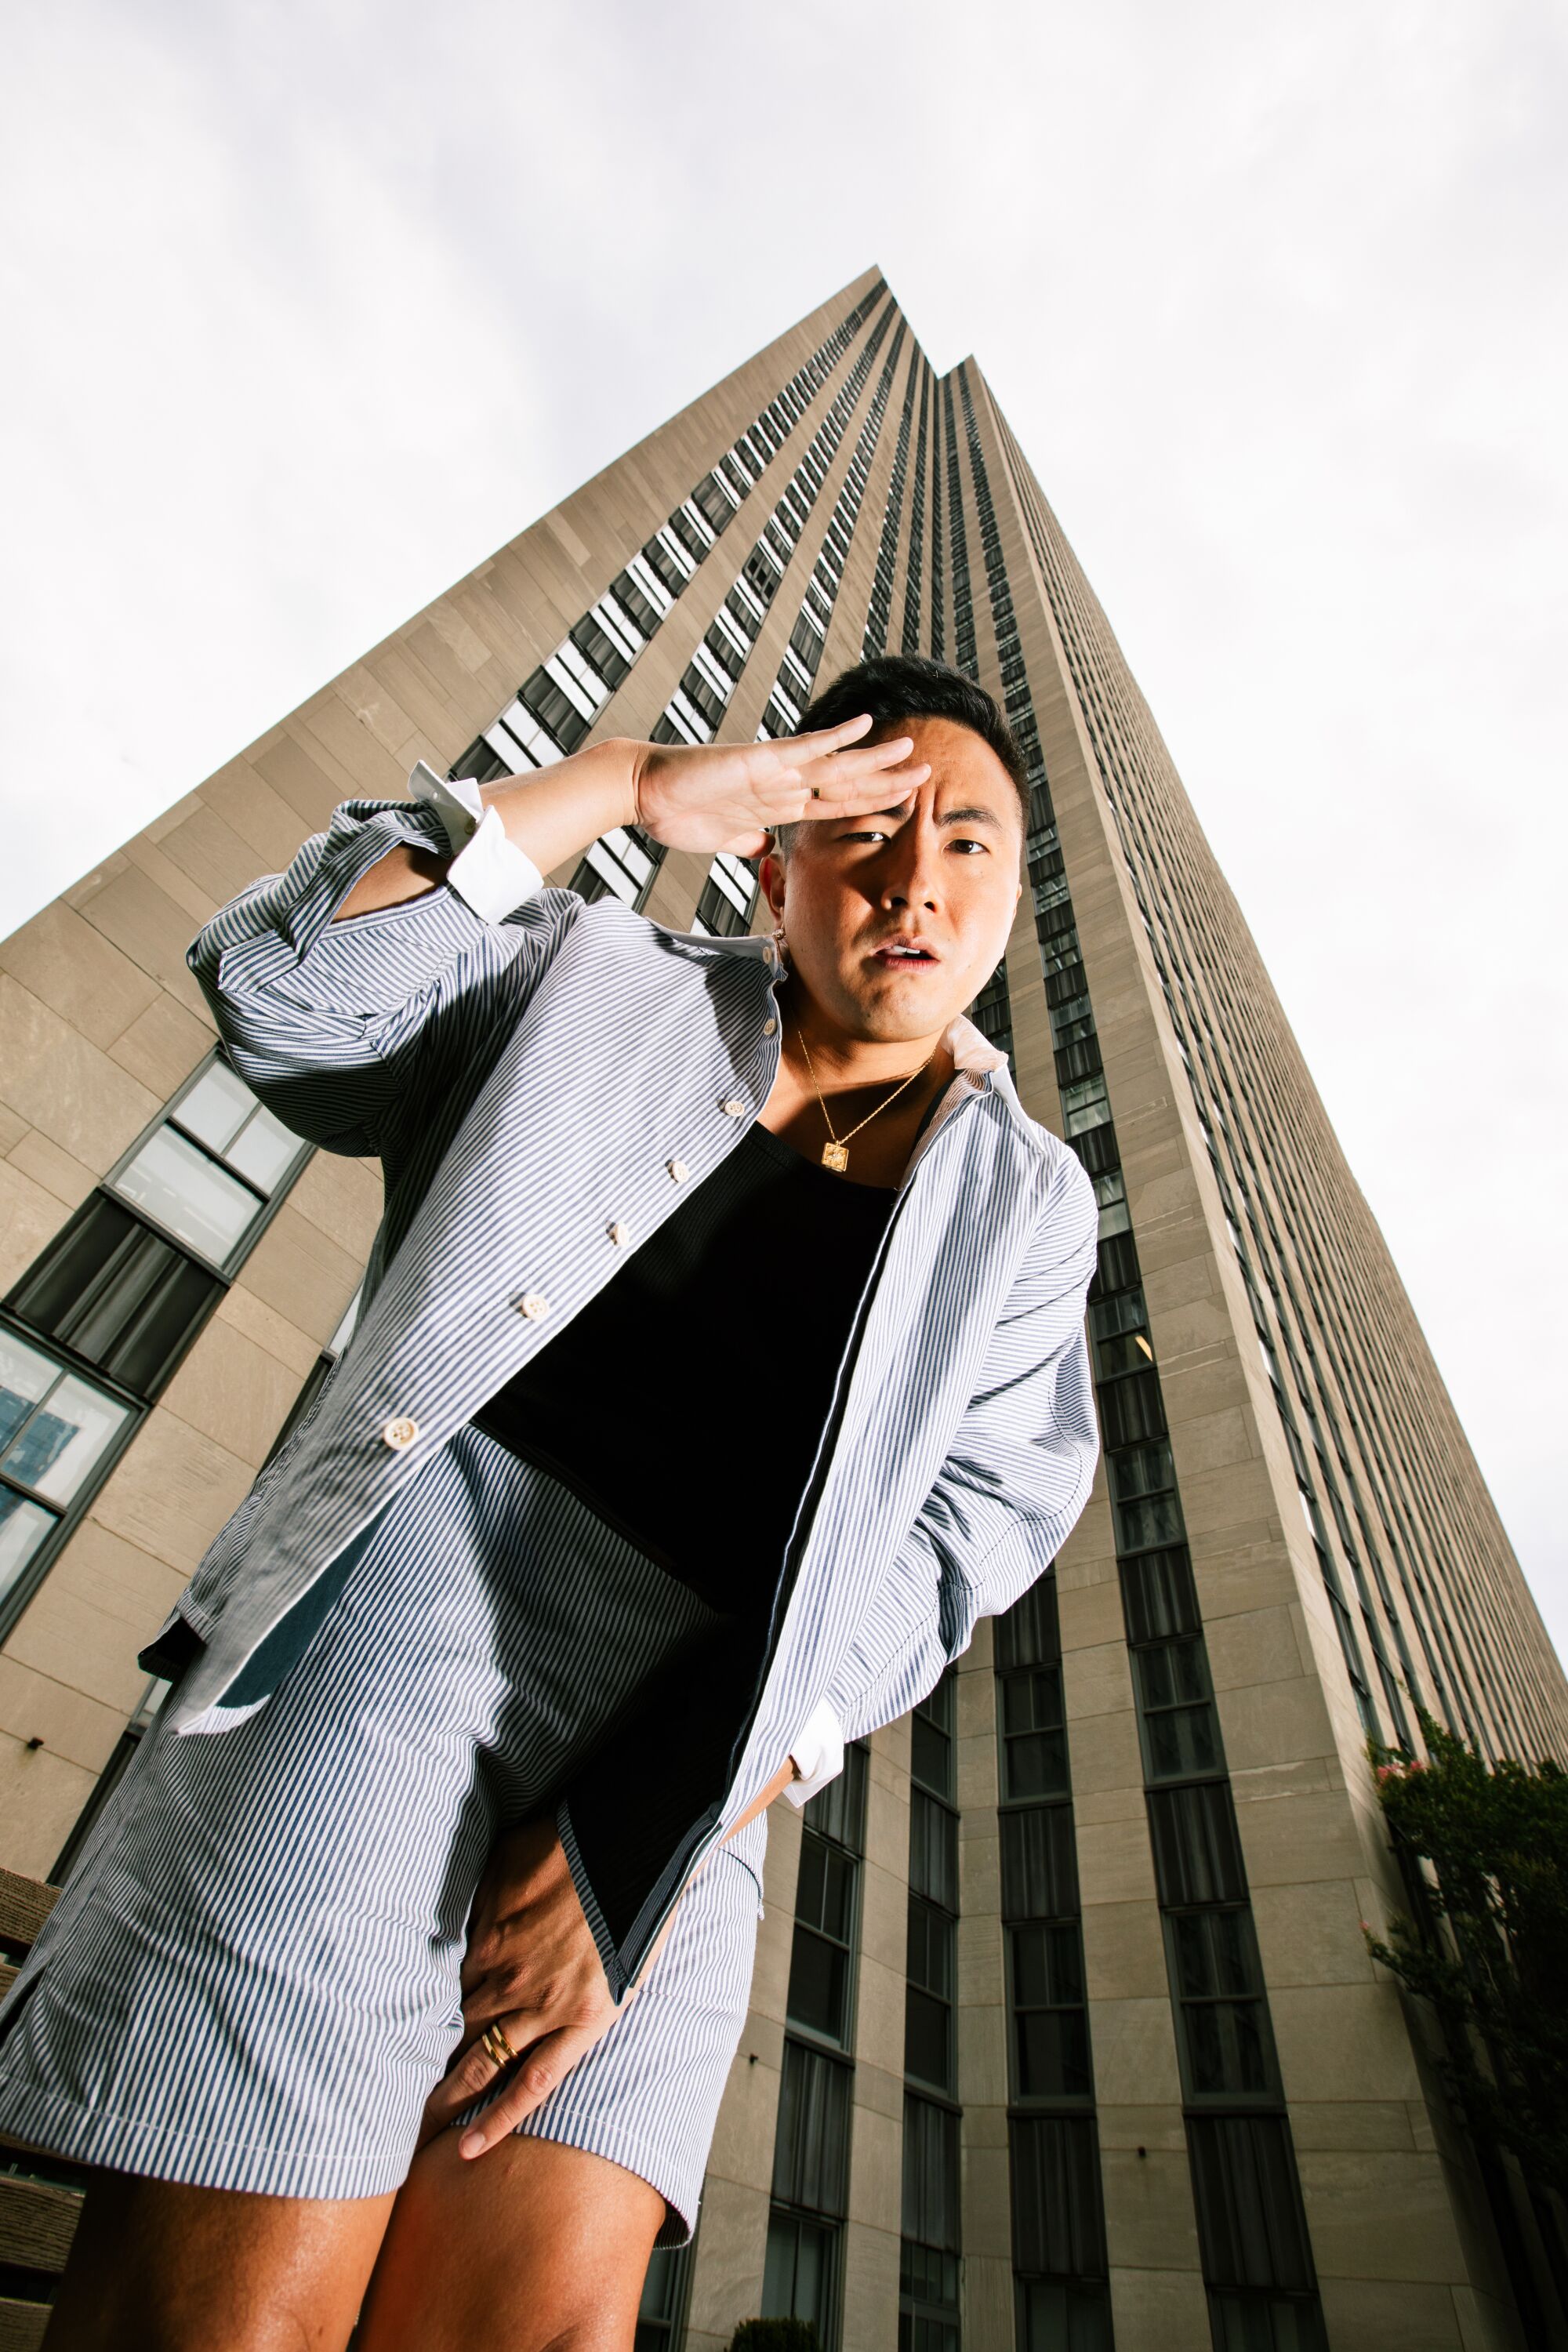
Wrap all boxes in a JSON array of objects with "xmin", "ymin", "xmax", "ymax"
[{"xmin": 418, "ymin": 1817, "xmax": 619, "ymax": 2160}]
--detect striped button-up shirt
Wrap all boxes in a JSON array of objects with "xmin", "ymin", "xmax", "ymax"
[{"xmin": 165, "ymin": 764, "xmax": 1102, "ymax": 1997}]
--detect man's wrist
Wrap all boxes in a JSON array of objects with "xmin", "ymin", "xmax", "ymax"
[{"xmin": 480, "ymin": 736, "xmax": 642, "ymax": 873}]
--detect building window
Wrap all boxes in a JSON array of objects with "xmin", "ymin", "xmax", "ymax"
[
  {"xmin": 902, "ymin": 2094, "xmax": 961, "ymax": 2352},
  {"xmin": 788, "ymin": 1819, "xmax": 861, "ymax": 2048},
  {"xmin": 0, "ymin": 1047, "xmax": 314, "ymax": 1636},
  {"xmin": 635, "ymin": 2243, "xmax": 691, "ymax": 2351},
  {"xmin": 0, "ymin": 1329, "xmax": 138, "ymax": 1617},
  {"xmin": 767, "ymin": 1740, "xmax": 868, "ymax": 2350},
  {"xmin": 765, "ymin": 2039, "xmax": 854, "ymax": 2347},
  {"xmin": 107, "ymin": 1052, "xmax": 307, "ymax": 1269},
  {"xmin": 902, "ymin": 1671, "xmax": 963, "ymax": 2349}
]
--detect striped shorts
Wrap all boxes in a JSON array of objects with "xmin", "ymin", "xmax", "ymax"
[{"xmin": 0, "ymin": 1427, "xmax": 767, "ymax": 2245}]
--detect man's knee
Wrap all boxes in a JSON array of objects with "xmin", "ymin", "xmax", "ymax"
[{"xmin": 45, "ymin": 2170, "xmax": 392, "ymax": 2352}]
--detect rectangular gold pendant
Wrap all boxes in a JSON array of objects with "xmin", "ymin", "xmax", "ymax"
[{"xmin": 821, "ymin": 1141, "xmax": 848, "ymax": 1172}]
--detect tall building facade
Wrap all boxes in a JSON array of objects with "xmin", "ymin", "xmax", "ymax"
[{"xmin": 1, "ymin": 266, "xmax": 1564, "ymax": 2352}]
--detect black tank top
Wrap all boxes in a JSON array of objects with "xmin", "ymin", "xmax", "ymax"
[{"xmin": 470, "ymin": 1122, "xmax": 897, "ymax": 1617}]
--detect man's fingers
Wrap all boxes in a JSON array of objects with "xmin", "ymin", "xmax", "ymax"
[
  {"xmin": 775, "ymin": 730, "xmax": 915, "ymax": 784},
  {"xmin": 456, "ymin": 2021, "xmax": 604, "ymax": 2159},
  {"xmin": 789, "ymin": 710, "xmax": 874, "ymax": 754}
]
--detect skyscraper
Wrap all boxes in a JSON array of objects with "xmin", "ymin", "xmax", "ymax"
[{"xmin": 1, "ymin": 264, "xmax": 1563, "ymax": 2352}]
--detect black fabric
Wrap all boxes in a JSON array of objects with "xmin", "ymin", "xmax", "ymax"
[{"xmin": 471, "ymin": 1120, "xmax": 896, "ymax": 1619}]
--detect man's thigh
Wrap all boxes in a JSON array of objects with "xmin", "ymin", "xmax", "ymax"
[
  {"xmin": 357, "ymin": 2136, "xmax": 662, "ymax": 2352},
  {"xmin": 43, "ymin": 2172, "xmax": 395, "ymax": 2352}
]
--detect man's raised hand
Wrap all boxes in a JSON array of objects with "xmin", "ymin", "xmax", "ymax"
[{"xmin": 630, "ymin": 713, "xmax": 929, "ymax": 858}]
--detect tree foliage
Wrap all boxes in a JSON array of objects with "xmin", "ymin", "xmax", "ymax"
[{"xmin": 1365, "ymin": 1710, "xmax": 1568, "ymax": 2196}]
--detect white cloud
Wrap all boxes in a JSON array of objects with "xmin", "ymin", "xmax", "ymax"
[{"xmin": 4, "ymin": 0, "xmax": 1564, "ymax": 1690}]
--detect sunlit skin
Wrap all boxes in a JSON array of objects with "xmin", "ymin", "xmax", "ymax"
[
  {"xmin": 34, "ymin": 710, "xmax": 1025, "ymax": 2352},
  {"xmin": 756, "ymin": 714, "xmax": 1027, "ymax": 1187}
]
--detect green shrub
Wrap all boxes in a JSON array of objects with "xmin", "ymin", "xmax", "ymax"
[
  {"xmin": 1365, "ymin": 1710, "xmax": 1568, "ymax": 2195},
  {"xmin": 728, "ymin": 2321, "xmax": 822, "ymax": 2352}
]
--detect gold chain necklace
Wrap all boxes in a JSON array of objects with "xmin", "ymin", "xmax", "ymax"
[{"xmin": 794, "ymin": 1023, "xmax": 936, "ymax": 1174}]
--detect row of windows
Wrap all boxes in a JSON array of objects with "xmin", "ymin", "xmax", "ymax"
[
  {"xmin": 942, "ymin": 379, "xmax": 977, "ymax": 682},
  {"xmin": 927, "ymin": 381, "xmax": 945, "ymax": 663},
  {"xmin": 986, "ymin": 402, "xmax": 1547, "ymax": 1769},
  {"xmin": 765, "ymin": 1742, "xmax": 870, "ymax": 2350},
  {"xmin": 956, "ymin": 368, "xmax": 1327, "ymax": 2351},
  {"xmin": 450, "ymin": 283, "xmax": 887, "ymax": 796},
  {"xmin": 900, "ymin": 367, "xmax": 933, "ymax": 655},
  {"xmin": 683, "ymin": 317, "xmax": 910, "ymax": 942},
  {"xmin": 994, "ymin": 1581, "xmax": 1112, "ymax": 2346},
  {"xmin": 902, "ymin": 1670, "xmax": 962, "ymax": 2352},
  {"xmin": 751, "ymin": 318, "xmax": 907, "ymax": 750},
  {"xmin": 2, "ymin": 1049, "xmax": 311, "ymax": 1637},
  {"xmin": 861, "ymin": 343, "xmax": 920, "ymax": 659}
]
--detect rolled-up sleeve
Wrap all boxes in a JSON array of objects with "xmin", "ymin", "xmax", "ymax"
[{"xmin": 186, "ymin": 762, "xmax": 577, "ymax": 1156}]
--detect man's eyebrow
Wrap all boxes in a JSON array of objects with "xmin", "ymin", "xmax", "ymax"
[{"xmin": 855, "ymin": 802, "xmax": 1006, "ymax": 829}]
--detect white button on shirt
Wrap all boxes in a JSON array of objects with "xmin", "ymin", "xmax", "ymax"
[
  {"xmin": 517, "ymin": 1293, "xmax": 551, "ymax": 1320},
  {"xmin": 720, "ymin": 1098, "xmax": 748, "ymax": 1117}
]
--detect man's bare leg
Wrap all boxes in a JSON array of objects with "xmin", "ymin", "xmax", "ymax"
[
  {"xmin": 355, "ymin": 2132, "xmax": 665, "ymax": 2352},
  {"xmin": 42, "ymin": 2172, "xmax": 395, "ymax": 2352}
]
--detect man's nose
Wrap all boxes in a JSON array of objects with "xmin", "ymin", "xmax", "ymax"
[{"xmin": 881, "ymin": 820, "xmax": 943, "ymax": 909}]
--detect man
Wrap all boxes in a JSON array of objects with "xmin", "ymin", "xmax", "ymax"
[{"xmin": 0, "ymin": 655, "xmax": 1100, "ymax": 2349}]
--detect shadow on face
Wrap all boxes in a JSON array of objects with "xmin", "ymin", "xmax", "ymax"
[{"xmin": 760, "ymin": 716, "xmax": 1026, "ymax": 1047}]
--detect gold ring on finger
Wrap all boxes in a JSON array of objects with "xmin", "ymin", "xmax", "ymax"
[{"xmin": 482, "ymin": 2021, "xmax": 518, "ymax": 2072}]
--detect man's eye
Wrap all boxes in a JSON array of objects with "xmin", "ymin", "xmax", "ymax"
[
  {"xmin": 842, "ymin": 829, "xmax": 890, "ymax": 844},
  {"xmin": 950, "ymin": 837, "xmax": 988, "ymax": 855}
]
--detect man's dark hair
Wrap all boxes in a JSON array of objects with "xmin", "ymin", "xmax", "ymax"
[{"xmin": 771, "ymin": 655, "xmax": 1030, "ymax": 857}]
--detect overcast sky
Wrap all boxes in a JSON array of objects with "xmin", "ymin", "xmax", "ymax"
[{"xmin": 5, "ymin": 0, "xmax": 1565, "ymax": 1683}]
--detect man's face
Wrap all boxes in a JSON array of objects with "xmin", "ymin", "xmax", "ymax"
[{"xmin": 761, "ymin": 716, "xmax": 1025, "ymax": 1045}]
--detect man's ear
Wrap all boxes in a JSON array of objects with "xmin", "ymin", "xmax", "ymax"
[{"xmin": 759, "ymin": 849, "xmax": 785, "ymax": 922}]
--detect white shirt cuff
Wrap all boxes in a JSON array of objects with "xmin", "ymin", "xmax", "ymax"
[
  {"xmin": 782, "ymin": 1697, "xmax": 845, "ymax": 1808},
  {"xmin": 408, "ymin": 760, "xmax": 544, "ymax": 924}
]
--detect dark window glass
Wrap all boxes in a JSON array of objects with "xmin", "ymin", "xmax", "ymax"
[
  {"xmin": 634, "ymin": 2242, "xmax": 689, "ymax": 2351},
  {"xmin": 762, "ymin": 2208, "xmax": 837, "ymax": 2342},
  {"xmin": 1187, "ymin": 2115, "xmax": 1317, "ymax": 2295},
  {"xmin": 1010, "ymin": 2115, "xmax": 1108, "ymax": 2280},
  {"xmin": 995, "ymin": 1577, "xmax": 1061, "ymax": 1670},
  {"xmin": 1000, "ymin": 1803, "xmax": 1078, "ymax": 1922},
  {"xmin": 9, "ymin": 1200, "xmax": 219, "ymax": 1399},
  {"xmin": 1000, "ymin": 1665, "xmax": 1069, "ymax": 1800},
  {"xmin": 1098, "ymin": 1370, "xmax": 1167, "ymax": 1452},
  {"xmin": 610, "ymin": 568, "xmax": 664, "ymax": 638},
  {"xmin": 787, "ymin": 1926, "xmax": 850, "ymax": 2047},
  {"xmin": 568, "ymin": 613, "xmax": 630, "ymax": 692},
  {"xmin": 639, "ymin": 536, "xmax": 690, "ymax": 599},
  {"xmin": 909, "ymin": 1790, "xmax": 957, "ymax": 1911},
  {"xmin": 902, "ymin": 2094, "xmax": 960, "ymax": 2252},
  {"xmin": 1145, "ymin": 1783, "xmax": 1247, "ymax": 1907},
  {"xmin": 1171, "ymin": 1910, "xmax": 1276, "ymax": 2099},
  {"xmin": 1011, "ymin": 1919, "xmax": 1092, "ymax": 2100},
  {"xmin": 1121, "ymin": 1546, "xmax": 1200, "ymax": 1644},
  {"xmin": 773, "ymin": 2039, "xmax": 851, "ymax": 2218},
  {"xmin": 1207, "ymin": 2288, "xmax": 1328, "ymax": 2350},
  {"xmin": 1136, "ymin": 1639, "xmax": 1223, "ymax": 1779},
  {"xmin": 804, "ymin": 1739, "xmax": 869, "ymax": 1852},
  {"xmin": 787, "ymin": 1831, "xmax": 857, "ymax": 2045},
  {"xmin": 911, "ymin": 1674, "xmax": 954, "ymax": 1798},
  {"xmin": 518, "ymin": 665, "xmax": 590, "ymax": 753},
  {"xmin": 1018, "ymin": 2279, "xmax": 1114, "ymax": 2351},
  {"xmin": 692, "ymin": 474, "xmax": 735, "ymax": 533},
  {"xmin": 905, "ymin": 1897, "xmax": 954, "ymax": 2090}
]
